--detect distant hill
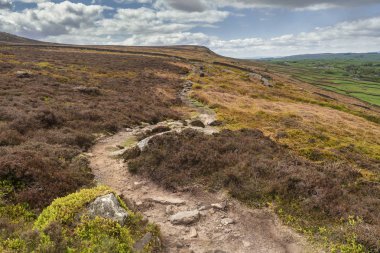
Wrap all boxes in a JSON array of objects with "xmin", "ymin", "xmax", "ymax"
[
  {"xmin": 262, "ymin": 52, "xmax": 380, "ymax": 62},
  {"xmin": 0, "ymin": 32, "xmax": 47, "ymax": 44}
]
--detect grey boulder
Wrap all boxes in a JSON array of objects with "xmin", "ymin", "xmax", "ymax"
[{"xmin": 87, "ymin": 193, "xmax": 129, "ymax": 225}]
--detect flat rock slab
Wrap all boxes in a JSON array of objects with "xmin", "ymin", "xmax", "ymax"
[
  {"xmin": 147, "ymin": 196, "xmax": 186, "ymax": 205},
  {"xmin": 169, "ymin": 210, "xmax": 200, "ymax": 225}
]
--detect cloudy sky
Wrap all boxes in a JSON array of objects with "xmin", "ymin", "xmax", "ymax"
[{"xmin": 0, "ymin": 0, "xmax": 380, "ymax": 58}]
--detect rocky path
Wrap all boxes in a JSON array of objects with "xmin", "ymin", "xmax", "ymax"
[{"xmin": 88, "ymin": 79, "xmax": 318, "ymax": 253}]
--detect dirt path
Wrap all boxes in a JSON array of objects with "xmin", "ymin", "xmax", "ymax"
[{"xmin": 88, "ymin": 79, "xmax": 319, "ymax": 253}]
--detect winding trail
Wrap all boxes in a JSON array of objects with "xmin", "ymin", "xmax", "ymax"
[{"xmin": 88, "ymin": 77, "xmax": 319, "ymax": 253}]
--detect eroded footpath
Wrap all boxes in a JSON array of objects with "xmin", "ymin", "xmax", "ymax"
[{"xmin": 88, "ymin": 78, "xmax": 319, "ymax": 253}]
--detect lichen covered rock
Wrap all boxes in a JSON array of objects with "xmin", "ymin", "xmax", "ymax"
[{"xmin": 87, "ymin": 193, "xmax": 129, "ymax": 225}]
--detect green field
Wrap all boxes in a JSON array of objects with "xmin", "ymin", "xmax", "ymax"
[{"xmin": 262, "ymin": 53, "xmax": 380, "ymax": 106}]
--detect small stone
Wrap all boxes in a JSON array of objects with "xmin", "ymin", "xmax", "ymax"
[
  {"xmin": 73, "ymin": 85, "xmax": 100, "ymax": 95},
  {"xmin": 110, "ymin": 148, "xmax": 128, "ymax": 157},
  {"xmin": 16, "ymin": 70, "xmax": 32, "ymax": 78},
  {"xmin": 148, "ymin": 196, "xmax": 185, "ymax": 205},
  {"xmin": 198, "ymin": 206, "xmax": 207, "ymax": 211},
  {"xmin": 211, "ymin": 201, "xmax": 227, "ymax": 210},
  {"xmin": 190, "ymin": 120, "xmax": 205, "ymax": 128},
  {"xmin": 221, "ymin": 218, "xmax": 235, "ymax": 226},
  {"xmin": 189, "ymin": 227, "xmax": 198, "ymax": 238},
  {"xmin": 169, "ymin": 210, "xmax": 200, "ymax": 225},
  {"xmin": 134, "ymin": 181, "xmax": 145, "ymax": 189},
  {"xmin": 208, "ymin": 120, "xmax": 224, "ymax": 127},
  {"xmin": 242, "ymin": 241, "xmax": 251, "ymax": 247},
  {"xmin": 176, "ymin": 241, "xmax": 185, "ymax": 248}
]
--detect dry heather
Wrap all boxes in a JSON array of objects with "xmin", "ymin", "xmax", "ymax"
[
  {"xmin": 128, "ymin": 129, "xmax": 380, "ymax": 251},
  {"xmin": 0, "ymin": 46, "xmax": 189, "ymax": 209}
]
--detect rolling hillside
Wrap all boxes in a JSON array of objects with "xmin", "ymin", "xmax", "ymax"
[{"xmin": 0, "ymin": 33, "xmax": 379, "ymax": 252}]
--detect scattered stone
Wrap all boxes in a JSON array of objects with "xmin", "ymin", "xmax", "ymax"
[
  {"xmin": 190, "ymin": 120, "xmax": 205, "ymax": 128},
  {"xmin": 176, "ymin": 241, "xmax": 185, "ymax": 248},
  {"xmin": 110, "ymin": 148, "xmax": 127, "ymax": 157},
  {"xmin": 136, "ymin": 201, "xmax": 143, "ymax": 207},
  {"xmin": 148, "ymin": 196, "xmax": 186, "ymax": 206},
  {"xmin": 198, "ymin": 205, "xmax": 208, "ymax": 211},
  {"xmin": 169, "ymin": 210, "xmax": 200, "ymax": 225},
  {"xmin": 73, "ymin": 85, "xmax": 101, "ymax": 95},
  {"xmin": 242, "ymin": 241, "xmax": 251, "ymax": 247},
  {"xmin": 189, "ymin": 227, "xmax": 198, "ymax": 238},
  {"xmin": 208, "ymin": 120, "xmax": 224, "ymax": 127},
  {"xmin": 116, "ymin": 145, "xmax": 124, "ymax": 149},
  {"xmin": 221, "ymin": 218, "xmax": 235, "ymax": 226},
  {"xmin": 211, "ymin": 201, "xmax": 227, "ymax": 211},
  {"xmin": 262, "ymin": 78, "xmax": 273, "ymax": 87},
  {"xmin": 141, "ymin": 122, "xmax": 150, "ymax": 127},
  {"xmin": 134, "ymin": 181, "xmax": 145, "ymax": 189},
  {"xmin": 87, "ymin": 193, "xmax": 128, "ymax": 225},
  {"xmin": 133, "ymin": 232, "xmax": 152, "ymax": 252},
  {"xmin": 16, "ymin": 70, "xmax": 32, "ymax": 78}
]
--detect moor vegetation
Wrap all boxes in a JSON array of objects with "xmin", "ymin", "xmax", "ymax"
[
  {"xmin": 0, "ymin": 45, "xmax": 189, "ymax": 251},
  {"xmin": 1, "ymin": 38, "xmax": 379, "ymax": 252},
  {"xmin": 127, "ymin": 129, "xmax": 380, "ymax": 252},
  {"xmin": 0, "ymin": 46, "xmax": 187, "ymax": 207}
]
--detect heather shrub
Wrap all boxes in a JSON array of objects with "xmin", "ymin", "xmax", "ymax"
[
  {"xmin": 0, "ymin": 46, "xmax": 186, "ymax": 212},
  {"xmin": 127, "ymin": 129, "xmax": 380, "ymax": 251}
]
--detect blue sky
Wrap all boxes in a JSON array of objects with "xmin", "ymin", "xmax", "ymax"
[{"xmin": 1, "ymin": 0, "xmax": 380, "ymax": 58}]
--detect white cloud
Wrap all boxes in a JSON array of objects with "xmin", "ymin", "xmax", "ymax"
[
  {"xmin": 1, "ymin": 0, "xmax": 379, "ymax": 58},
  {"xmin": 209, "ymin": 17, "xmax": 380, "ymax": 57},
  {"xmin": 0, "ymin": 1, "xmax": 108, "ymax": 37}
]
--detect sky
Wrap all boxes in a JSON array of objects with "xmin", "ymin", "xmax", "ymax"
[{"xmin": 0, "ymin": 0, "xmax": 380, "ymax": 58}]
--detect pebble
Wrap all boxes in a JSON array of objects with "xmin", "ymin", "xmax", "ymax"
[
  {"xmin": 189, "ymin": 227, "xmax": 198, "ymax": 238},
  {"xmin": 221, "ymin": 218, "xmax": 235, "ymax": 226}
]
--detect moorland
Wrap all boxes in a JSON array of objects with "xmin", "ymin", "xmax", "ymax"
[{"xmin": 0, "ymin": 33, "xmax": 379, "ymax": 252}]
